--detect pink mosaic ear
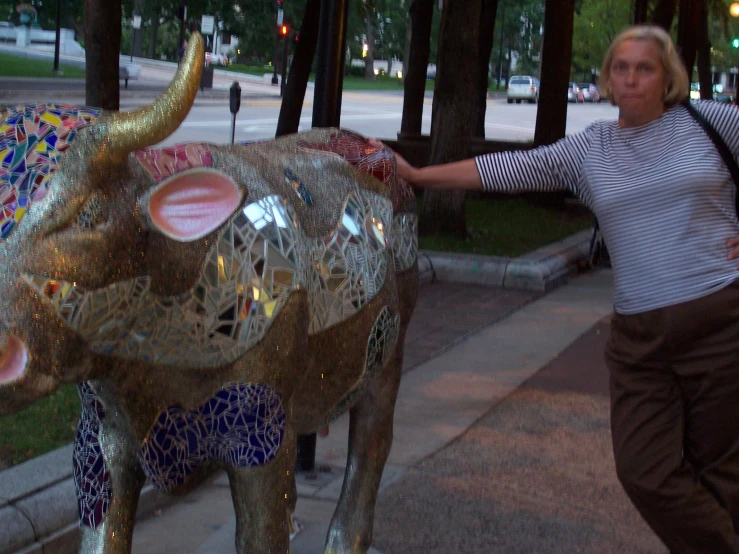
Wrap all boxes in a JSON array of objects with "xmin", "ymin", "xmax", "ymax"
[{"xmin": 148, "ymin": 169, "xmax": 243, "ymax": 241}]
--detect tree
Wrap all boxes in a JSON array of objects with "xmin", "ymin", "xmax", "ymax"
[
  {"xmin": 531, "ymin": 0, "xmax": 575, "ymax": 209},
  {"xmin": 364, "ymin": 4, "xmax": 376, "ymax": 79},
  {"xmin": 276, "ymin": 0, "xmax": 321, "ymax": 136},
  {"xmin": 651, "ymin": 0, "xmax": 677, "ymax": 30},
  {"xmin": 84, "ymin": 0, "xmax": 121, "ymax": 110},
  {"xmin": 697, "ymin": 1, "xmax": 712, "ymax": 100},
  {"xmin": 633, "ymin": 0, "xmax": 648, "ymax": 24},
  {"xmin": 420, "ymin": 0, "xmax": 482, "ymax": 238},
  {"xmin": 571, "ymin": 0, "xmax": 631, "ymax": 81},
  {"xmin": 676, "ymin": 0, "xmax": 702, "ymax": 81},
  {"xmin": 535, "ymin": 0, "xmax": 576, "ymax": 148},
  {"xmin": 400, "ymin": 0, "xmax": 434, "ymax": 136},
  {"xmin": 473, "ymin": 0, "xmax": 500, "ymax": 138}
]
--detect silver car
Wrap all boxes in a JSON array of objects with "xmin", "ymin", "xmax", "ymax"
[
  {"xmin": 578, "ymin": 83, "xmax": 601, "ymax": 102},
  {"xmin": 507, "ymin": 75, "xmax": 540, "ymax": 104}
]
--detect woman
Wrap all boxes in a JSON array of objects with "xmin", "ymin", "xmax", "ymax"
[{"xmin": 383, "ymin": 25, "xmax": 739, "ymax": 553}]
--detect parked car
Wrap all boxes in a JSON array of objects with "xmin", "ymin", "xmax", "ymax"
[
  {"xmin": 205, "ymin": 52, "xmax": 229, "ymax": 66},
  {"xmin": 507, "ymin": 75, "xmax": 540, "ymax": 104},
  {"xmin": 715, "ymin": 93, "xmax": 736, "ymax": 105},
  {"xmin": 578, "ymin": 83, "xmax": 601, "ymax": 102},
  {"xmin": 567, "ymin": 82, "xmax": 584, "ymax": 103}
]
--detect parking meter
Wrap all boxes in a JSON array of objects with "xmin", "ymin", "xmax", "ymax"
[{"xmin": 229, "ymin": 81, "xmax": 241, "ymax": 144}]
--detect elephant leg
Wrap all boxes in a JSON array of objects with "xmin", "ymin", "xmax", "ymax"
[
  {"xmin": 227, "ymin": 425, "xmax": 296, "ymax": 553},
  {"xmin": 324, "ymin": 336, "xmax": 406, "ymax": 554},
  {"xmin": 76, "ymin": 384, "xmax": 146, "ymax": 554}
]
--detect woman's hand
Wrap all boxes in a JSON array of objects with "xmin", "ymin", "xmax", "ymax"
[
  {"xmin": 367, "ymin": 138, "xmax": 482, "ymax": 190},
  {"xmin": 728, "ymin": 237, "xmax": 739, "ymax": 266},
  {"xmin": 369, "ymin": 138, "xmax": 419, "ymax": 184}
]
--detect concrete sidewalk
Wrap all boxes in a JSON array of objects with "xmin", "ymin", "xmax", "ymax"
[{"xmin": 124, "ymin": 269, "xmax": 664, "ymax": 554}]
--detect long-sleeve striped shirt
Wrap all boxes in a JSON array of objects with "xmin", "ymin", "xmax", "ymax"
[{"xmin": 475, "ymin": 101, "xmax": 739, "ymax": 314}]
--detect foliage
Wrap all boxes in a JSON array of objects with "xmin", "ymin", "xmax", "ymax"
[
  {"xmin": 0, "ymin": 52, "xmax": 85, "ymax": 77},
  {"xmin": 0, "ymin": 0, "xmax": 83, "ymax": 32},
  {"xmin": 571, "ymin": 0, "xmax": 631, "ymax": 81},
  {"xmin": 490, "ymin": 0, "xmax": 546, "ymax": 83},
  {"xmin": 344, "ymin": 0, "xmax": 414, "ymax": 77},
  {"xmin": 706, "ymin": 0, "xmax": 739, "ymax": 74}
]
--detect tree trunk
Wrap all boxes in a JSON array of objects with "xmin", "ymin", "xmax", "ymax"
[
  {"xmin": 84, "ymin": 0, "xmax": 121, "ymax": 110},
  {"xmin": 697, "ymin": 1, "xmax": 712, "ymax": 100},
  {"xmin": 276, "ymin": 0, "xmax": 321, "ymax": 137},
  {"xmin": 147, "ymin": 13, "xmax": 160, "ymax": 59},
  {"xmin": 505, "ymin": 42, "xmax": 512, "ymax": 87},
  {"xmin": 400, "ymin": 0, "xmax": 434, "ymax": 136},
  {"xmin": 473, "ymin": 0, "xmax": 499, "ymax": 138},
  {"xmin": 65, "ymin": 14, "xmax": 82, "ymax": 41},
  {"xmin": 132, "ymin": 0, "xmax": 146, "ymax": 57},
  {"xmin": 534, "ymin": 0, "xmax": 575, "ymax": 147},
  {"xmin": 402, "ymin": 13, "xmax": 413, "ymax": 85},
  {"xmin": 420, "ymin": 0, "xmax": 482, "ymax": 239},
  {"xmin": 531, "ymin": 0, "xmax": 575, "ymax": 210},
  {"xmin": 633, "ymin": 0, "xmax": 648, "ymax": 24},
  {"xmin": 676, "ymin": 0, "xmax": 701, "ymax": 81},
  {"xmin": 364, "ymin": 15, "xmax": 376, "ymax": 80},
  {"xmin": 651, "ymin": 0, "xmax": 678, "ymax": 31}
]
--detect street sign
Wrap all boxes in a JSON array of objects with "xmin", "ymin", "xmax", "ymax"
[
  {"xmin": 201, "ymin": 15, "xmax": 215, "ymax": 35},
  {"xmin": 277, "ymin": 8, "xmax": 284, "ymax": 26},
  {"xmin": 132, "ymin": 15, "xmax": 142, "ymax": 29}
]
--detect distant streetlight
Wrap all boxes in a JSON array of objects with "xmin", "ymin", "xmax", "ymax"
[{"xmin": 731, "ymin": 2, "xmax": 739, "ymax": 17}]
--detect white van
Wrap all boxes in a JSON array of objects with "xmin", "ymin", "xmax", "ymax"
[{"xmin": 507, "ymin": 75, "xmax": 539, "ymax": 104}]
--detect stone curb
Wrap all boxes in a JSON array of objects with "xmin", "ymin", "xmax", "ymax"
[
  {"xmin": 0, "ymin": 228, "xmax": 594, "ymax": 554},
  {"xmin": 418, "ymin": 228, "xmax": 593, "ymax": 291}
]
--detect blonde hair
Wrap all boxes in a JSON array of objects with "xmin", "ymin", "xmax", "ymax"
[{"xmin": 599, "ymin": 25, "xmax": 689, "ymax": 107}]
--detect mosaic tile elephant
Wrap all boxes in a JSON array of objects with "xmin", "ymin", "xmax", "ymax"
[{"xmin": 0, "ymin": 35, "xmax": 418, "ymax": 553}]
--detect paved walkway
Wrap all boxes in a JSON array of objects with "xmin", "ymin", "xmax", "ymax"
[{"xmin": 127, "ymin": 269, "xmax": 666, "ymax": 554}]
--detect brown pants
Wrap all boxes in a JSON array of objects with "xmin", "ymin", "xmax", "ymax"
[{"xmin": 606, "ymin": 280, "xmax": 739, "ymax": 554}]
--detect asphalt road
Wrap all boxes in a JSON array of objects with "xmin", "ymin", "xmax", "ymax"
[
  {"xmin": 160, "ymin": 95, "xmax": 619, "ymax": 146},
  {"xmin": 1, "ymin": 75, "xmax": 620, "ymax": 146}
]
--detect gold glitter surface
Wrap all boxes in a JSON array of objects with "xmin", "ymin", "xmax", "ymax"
[{"xmin": 102, "ymin": 33, "xmax": 204, "ymax": 164}]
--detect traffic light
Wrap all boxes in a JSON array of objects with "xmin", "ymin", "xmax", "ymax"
[
  {"xmin": 279, "ymin": 24, "xmax": 289, "ymax": 37},
  {"xmin": 293, "ymin": 32, "xmax": 300, "ymax": 44},
  {"xmin": 733, "ymin": 38, "xmax": 739, "ymax": 49}
]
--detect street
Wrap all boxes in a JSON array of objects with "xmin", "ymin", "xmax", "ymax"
[{"xmin": 125, "ymin": 93, "xmax": 620, "ymax": 147}]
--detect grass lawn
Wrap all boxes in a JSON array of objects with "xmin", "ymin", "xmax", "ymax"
[
  {"xmin": 419, "ymin": 198, "xmax": 594, "ymax": 258},
  {"xmin": 221, "ymin": 64, "xmax": 433, "ymax": 91},
  {"xmin": 0, "ymin": 384, "xmax": 79, "ymax": 469},
  {"xmin": 0, "ymin": 53, "xmax": 85, "ymax": 78},
  {"xmin": 0, "ymin": 197, "xmax": 592, "ymax": 469},
  {"xmin": 0, "ymin": 55, "xmax": 433, "ymax": 92}
]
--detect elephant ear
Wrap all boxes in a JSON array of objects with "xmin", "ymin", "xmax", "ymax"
[{"xmin": 147, "ymin": 168, "xmax": 243, "ymax": 242}]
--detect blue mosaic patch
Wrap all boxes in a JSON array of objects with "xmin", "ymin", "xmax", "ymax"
[
  {"xmin": 138, "ymin": 383, "xmax": 285, "ymax": 492},
  {"xmin": 72, "ymin": 382, "xmax": 111, "ymax": 529}
]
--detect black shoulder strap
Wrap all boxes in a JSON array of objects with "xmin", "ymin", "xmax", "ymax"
[{"xmin": 681, "ymin": 99, "xmax": 739, "ymax": 215}]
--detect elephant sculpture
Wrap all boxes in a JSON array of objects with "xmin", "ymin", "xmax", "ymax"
[{"xmin": 0, "ymin": 34, "xmax": 418, "ymax": 553}]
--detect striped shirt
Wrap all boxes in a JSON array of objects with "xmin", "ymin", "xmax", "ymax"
[{"xmin": 475, "ymin": 101, "xmax": 739, "ymax": 314}]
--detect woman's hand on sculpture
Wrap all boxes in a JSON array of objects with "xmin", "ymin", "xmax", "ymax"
[
  {"xmin": 369, "ymin": 138, "xmax": 419, "ymax": 183},
  {"xmin": 368, "ymin": 138, "xmax": 483, "ymax": 191}
]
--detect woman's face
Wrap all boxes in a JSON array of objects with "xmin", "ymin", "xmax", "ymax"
[{"xmin": 609, "ymin": 38, "xmax": 667, "ymax": 127}]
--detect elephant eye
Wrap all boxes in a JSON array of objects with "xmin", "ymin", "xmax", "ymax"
[{"xmin": 76, "ymin": 196, "xmax": 104, "ymax": 229}]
